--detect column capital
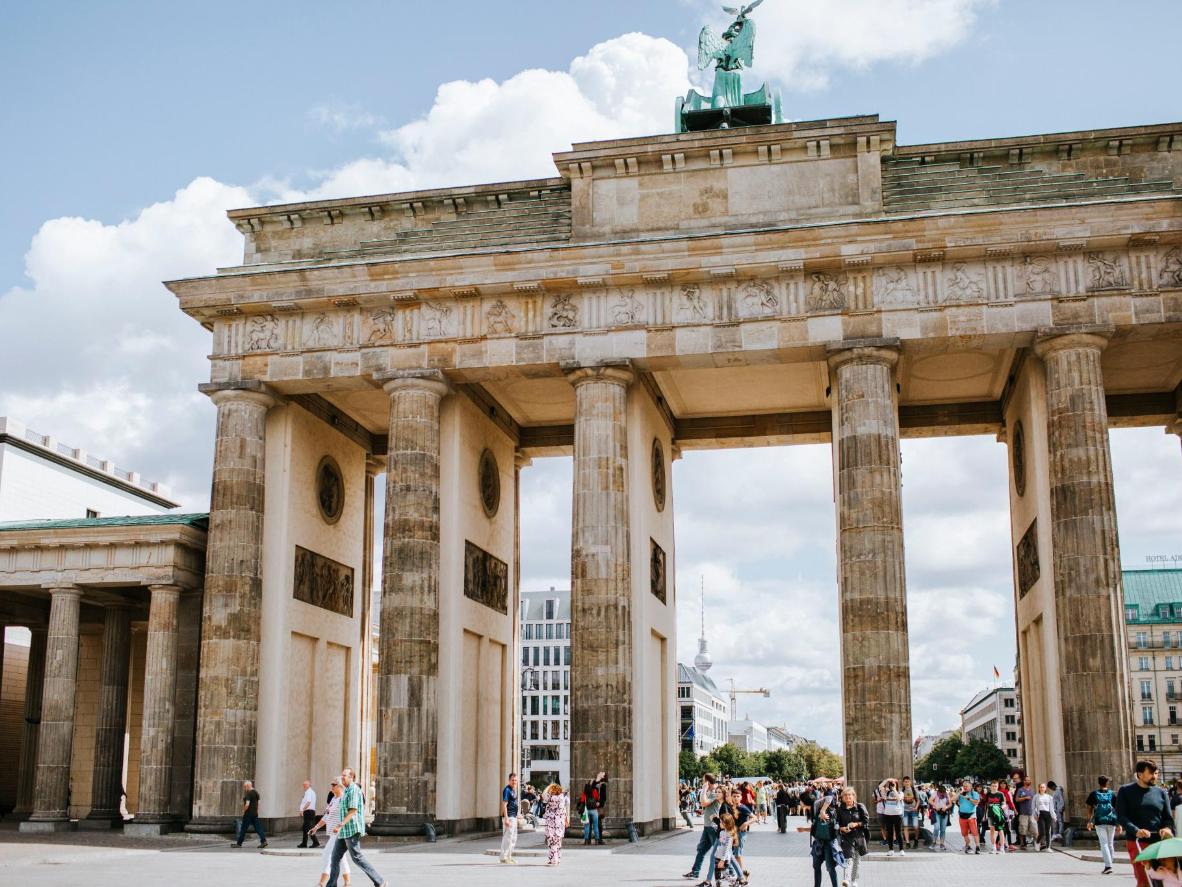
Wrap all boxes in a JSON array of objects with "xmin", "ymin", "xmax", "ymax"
[
  {"xmin": 42, "ymin": 584, "xmax": 82, "ymax": 598},
  {"xmin": 1033, "ymin": 323, "xmax": 1114, "ymax": 359},
  {"xmin": 199, "ymin": 381, "xmax": 278, "ymax": 410},
  {"xmin": 374, "ymin": 368, "xmax": 452, "ymax": 399},
  {"xmin": 147, "ymin": 583, "xmax": 183, "ymax": 597},
  {"xmin": 562, "ymin": 359, "xmax": 635, "ymax": 389},
  {"xmin": 825, "ymin": 337, "xmax": 901, "ymax": 372},
  {"xmin": 514, "ymin": 452, "xmax": 533, "ymax": 471}
]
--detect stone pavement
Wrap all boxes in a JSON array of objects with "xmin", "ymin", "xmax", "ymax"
[{"xmin": 0, "ymin": 817, "xmax": 1131, "ymax": 886}]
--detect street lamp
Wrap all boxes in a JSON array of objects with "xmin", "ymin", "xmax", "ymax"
[{"xmin": 521, "ymin": 666, "xmax": 539, "ymax": 781}]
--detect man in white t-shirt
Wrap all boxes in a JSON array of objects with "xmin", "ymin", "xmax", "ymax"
[{"xmin": 299, "ymin": 780, "xmax": 320, "ymax": 848}]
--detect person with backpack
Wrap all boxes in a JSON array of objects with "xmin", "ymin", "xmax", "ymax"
[
  {"xmin": 835, "ymin": 787, "xmax": 869, "ymax": 887},
  {"xmin": 983, "ymin": 781, "xmax": 1009, "ymax": 854},
  {"xmin": 955, "ymin": 779, "xmax": 981, "ymax": 855},
  {"xmin": 579, "ymin": 776, "xmax": 604, "ymax": 846},
  {"xmin": 810, "ymin": 794, "xmax": 840, "ymax": 887}
]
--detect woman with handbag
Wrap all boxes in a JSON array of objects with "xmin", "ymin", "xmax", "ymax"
[
  {"xmin": 835, "ymin": 787, "xmax": 869, "ymax": 887},
  {"xmin": 811, "ymin": 795, "xmax": 840, "ymax": 887}
]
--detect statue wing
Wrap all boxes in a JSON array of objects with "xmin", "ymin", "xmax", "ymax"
[
  {"xmin": 697, "ymin": 25, "xmax": 725, "ymax": 69},
  {"xmin": 741, "ymin": 0, "xmax": 766, "ymax": 14},
  {"xmin": 731, "ymin": 16, "xmax": 756, "ymax": 67}
]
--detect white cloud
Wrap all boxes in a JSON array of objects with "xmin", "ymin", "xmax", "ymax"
[
  {"xmin": 308, "ymin": 103, "xmax": 384, "ymax": 133},
  {"xmin": 696, "ymin": 0, "xmax": 993, "ymax": 90}
]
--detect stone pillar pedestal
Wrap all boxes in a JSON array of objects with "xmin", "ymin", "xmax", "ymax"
[
  {"xmin": 1034, "ymin": 326, "xmax": 1131, "ymax": 823},
  {"xmin": 81, "ymin": 605, "xmax": 132, "ymax": 829},
  {"xmin": 125, "ymin": 585, "xmax": 182, "ymax": 837},
  {"xmin": 188, "ymin": 383, "xmax": 274, "ymax": 832},
  {"xmin": 14, "ymin": 626, "xmax": 48, "ymax": 819},
  {"xmin": 567, "ymin": 362, "xmax": 635, "ymax": 835},
  {"xmin": 370, "ymin": 369, "xmax": 451, "ymax": 835},
  {"xmin": 22, "ymin": 586, "xmax": 83, "ymax": 833},
  {"xmin": 827, "ymin": 340, "xmax": 913, "ymax": 809}
]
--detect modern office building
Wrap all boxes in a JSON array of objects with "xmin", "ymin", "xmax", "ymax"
[
  {"xmin": 677, "ymin": 663, "xmax": 729, "ymax": 755},
  {"xmin": 520, "ymin": 589, "xmax": 571, "ymax": 787},
  {"xmin": 961, "ymin": 686, "xmax": 1024, "ymax": 771}
]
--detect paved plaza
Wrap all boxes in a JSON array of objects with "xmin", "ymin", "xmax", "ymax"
[{"xmin": 0, "ymin": 817, "xmax": 1129, "ymax": 886}]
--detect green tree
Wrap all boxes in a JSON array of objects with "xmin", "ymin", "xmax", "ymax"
[
  {"xmin": 915, "ymin": 733, "xmax": 965, "ymax": 783},
  {"xmin": 762, "ymin": 748, "xmax": 807, "ymax": 783},
  {"xmin": 708, "ymin": 743, "xmax": 752, "ymax": 778},
  {"xmin": 953, "ymin": 738, "xmax": 1013, "ymax": 781},
  {"xmin": 798, "ymin": 741, "xmax": 845, "ymax": 779},
  {"xmin": 680, "ymin": 749, "xmax": 705, "ymax": 781}
]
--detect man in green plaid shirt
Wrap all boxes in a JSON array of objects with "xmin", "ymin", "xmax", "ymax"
[{"xmin": 328, "ymin": 768, "xmax": 387, "ymax": 887}]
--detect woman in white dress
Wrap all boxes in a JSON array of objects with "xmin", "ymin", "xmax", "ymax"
[{"xmin": 309, "ymin": 779, "xmax": 351, "ymax": 886}]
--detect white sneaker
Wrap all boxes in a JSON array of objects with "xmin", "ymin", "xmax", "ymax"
[
  {"xmin": 888, "ymin": 850, "xmax": 895, "ymax": 857},
  {"xmin": 899, "ymin": 850, "xmax": 905, "ymax": 856}
]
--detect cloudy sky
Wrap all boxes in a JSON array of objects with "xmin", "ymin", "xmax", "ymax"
[{"xmin": 3, "ymin": 0, "xmax": 1181, "ymax": 750}]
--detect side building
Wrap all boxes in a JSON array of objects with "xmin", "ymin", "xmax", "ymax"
[
  {"xmin": 678, "ymin": 663, "xmax": 729, "ymax": 756},
  {"xmin": 1124, "ymin": 567, "xmax": 1182, "ymax": 777},
  {"xmin": 961, "ymin": 686, "xmax": 1023, "ymax": 772},
  {"xmin": 520, "ymin": 589, "xmax": 571, "ymax": 788}
]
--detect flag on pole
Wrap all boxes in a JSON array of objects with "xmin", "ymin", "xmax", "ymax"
[{"xmin": 993, "ymin": 665, "xmax": 1002, "ymax": 680}]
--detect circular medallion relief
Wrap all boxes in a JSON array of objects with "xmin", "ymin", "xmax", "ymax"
[
  {"xmin": 651, "ymin": 439, "xmax": 666, "ymax": 512},
  {"xmin": 316, "ymin": 455, "xmax": 345, "ymax": 525},
  {"xmin": 1012, "ymin": 420, "xmax": 1027, "ymax": 498},
  {"xmin": 479, "ymin": 449, "xmax": 501, "ymax": 518}
]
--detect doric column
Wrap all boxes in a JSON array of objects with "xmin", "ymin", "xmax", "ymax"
[
  {"xmin": 1034, "ymin": 326, "xmax": 1131, "ymax": 823},
  {"xmin": 827, "ymin": 340, "xmax": 912, "ymax": 809},
  {"xmin": 566, "ymin": 361, "xmax": 635, "ymax": 833},
  {"xmin": 188, "ymin": 382, "xmax": 274, "ymax": 830},
  {"xmin": 370, "ymin": 369, "xmax": 451, "ymax": 834},
  {"xmin": 133, "ymin": 585, "xmax": 182, "ymax": 830},
  {"xmin": 24, "ymin": 586, "xmax": 83, "ymax": 830},
  {"xmin": 14, "ymin": 626, "xmax": 48, "ymax": 817},
  {"xmin": 169, "ymin": 589, "xmax": 202, "ymax": 822},
  {"xmin": 83, "ymin": 604, "xmax": 132, "ymax": 827}
]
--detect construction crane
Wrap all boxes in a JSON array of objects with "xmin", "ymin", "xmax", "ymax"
[{"xmin": 726, "ymin": 677, "xmax": 770, "ymax": 720}]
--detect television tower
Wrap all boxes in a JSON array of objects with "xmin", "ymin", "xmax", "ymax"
[{"xmin": 693, "ymin": 576, "xmax": 712, "ymax": 673}]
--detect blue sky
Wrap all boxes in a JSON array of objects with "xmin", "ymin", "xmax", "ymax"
[{"xmin": 2, "ymin": 0, "xmax": 1181, "ymax": 749}]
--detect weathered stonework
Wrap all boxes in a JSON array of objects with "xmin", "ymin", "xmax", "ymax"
[
  {"xmin": 189, "ymin": 386, "xmax": 274, "ymax": 830},
  {"xmin": 567, "ymin": 362, "xmax": 635, "ymax": 835},
  {"xmin": 132, "ymin": 585, "xmax": 181, "ymax": 829},
  {"xmin": 82, "ymin": 605, "xmax": 132, "ymax": 827},
  {"xmin": 371, "ymin": 369, "xmax": 450, "ymax": 834},
  {"xmin": 13, "ymin": 627, "xmax": 47, "ymax": 817},
  {"xmin": 25, "ymin": 586, "xmax": 82, "ymax": 830},
  {"xmin": 828, "ymin": 341, "xmax": 913, "ymax": 809},
  {"xmin": 1034, "ymin": 326, "xmax": 1133, "ymax": 822}
]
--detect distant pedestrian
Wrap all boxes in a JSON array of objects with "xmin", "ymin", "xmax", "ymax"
[
  {"xmin": 1116, "ymin": 761, "xmax": 1175, "ymax": 887},
  {"xmin": 580, "ymin": 773, "xmax": 606, "ymax": 845},
  {"xmin": 1085, "ymin": 775, "xmax": 1119, "ymax": 874},
  {"xmin": 309, "ymin": 778, "xmax": 350, "ymax": 887},
  {"xmin": 775, "ymin": 783, "xmax": 791, "ymax": 834},
  {"xmin": 956, "ymin": 779, "xmax": 980, "ymax": 855},
  {"xmin": 299, "ymin": 779, "xmax": 320, "ymax": 849},
  {"xmin": 543, "ymin": 783, "xmax": 570, "ymax": 865},
  {"xmin": 500, "ymin": 772, "xmax": 520, "ymax": 864},
  {"xmin": 1034, "ymin": 782, "xmax": 1055, "ymax": 851},
  {"xmin": 1049, "ymin": 780, "xmax": 1066, "ymax": 841},
  {"xmin": 1014, "ymin": 776, "xmax": 1035, "ymax": 850},
  {"xmin": 234, "ymin": 780, "xmax": 267, "ymax": 848},
  {"xmin": 929, "ymin": 785, "xmax": 952, "ymax": 851},
  {"xmin": 326, "ymin": 767, "xmax": 386, "ymax": 887}
]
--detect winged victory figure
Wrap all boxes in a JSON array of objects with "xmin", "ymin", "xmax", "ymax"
[{"xmin": 676, "ymin": 0, "xmax": 781, "ymax": 132}]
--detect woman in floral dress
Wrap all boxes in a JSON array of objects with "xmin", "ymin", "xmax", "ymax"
[{"xmin": 543, "ymin": 783, "xmax": 571, "ymax": 865}]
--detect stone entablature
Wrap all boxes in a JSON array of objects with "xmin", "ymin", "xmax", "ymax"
[{"xmin": 0, "ymin": 520, "xmax": 207, "ymax": 591}]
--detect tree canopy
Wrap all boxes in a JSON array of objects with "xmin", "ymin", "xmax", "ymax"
[
  {"xmin": 914, "ymin": 732, "xmax": 1014, "ymax": 783},
  {"xmin": 680, "ymin": 741, "xmax": 834, "ymax": 781}
]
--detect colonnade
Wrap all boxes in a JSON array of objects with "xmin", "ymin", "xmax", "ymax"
[
  {"xmin": 13, "ymin": 582, "xmax": 196, "ymax": 833},
  {"xmin": 29, "ymin": 325, "xmax": 1141, "ymax": 834}
]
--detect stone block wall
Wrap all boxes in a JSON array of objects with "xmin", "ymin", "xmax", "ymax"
[{"xmin": 0, "ymin": 639, "xmax": 30, "ymax": 810}]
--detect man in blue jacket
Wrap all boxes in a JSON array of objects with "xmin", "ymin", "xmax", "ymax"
[{"xmin": 1116, "ymin": 760, "xmax": 1175, "ymax": 887}]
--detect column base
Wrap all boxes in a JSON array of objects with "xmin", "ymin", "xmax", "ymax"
[
  {"xmin": 184, "ymin": 816, "xmax": 237, "ymax": 834},
  {"xmin": 77, "ymin": 815, "xmax": 123, "ymax": 831},
  {"xmin": 369, "ymin": 814, "xmax": 441, "ymax": 837},
  {"xmin": 124, "ymin": 821, "xmax": 175, "ymax": 837},
  {"xmin": 20, "ymin": 819, "xmax": 76, "ymax": 833}
]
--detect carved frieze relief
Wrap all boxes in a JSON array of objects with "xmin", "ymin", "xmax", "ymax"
[
  {"xmin": 943, "ymin": 262, "xmax": 987, "ymax": 303},
  {"xmin": 1160, "ymin": 246, "xmax": 1182, "ymax": 288},
  {"xmin": 807, "ymin": 272, "xmax": 847, "ymax": 312},
  {"xmin": 1020, "ymin": 255, "xmax": 1059, "ymax": 296},
  {"xmin": 677, "ymin": 284, "xmax": 712, "ymax": 323},
  {"xmin": 420, "ymin": 301, "xmax": 455, "ymax": 338},
  {"xmin": 485, "ymin": 298, "xmax": 515, "ymax": 335},
  {"xmin": 305, "ymin": 312, "xmax": 340, "ymax": 348},
  {"xmin": 246, "ymin": 314, "xmax": 279, "ymax": 352},
  {"xmin": 872, "ymin": 265, "xmax": 916, "ymax": 307},
  {"xmin": 1086, "ymin": 252, "xmax": 1129, "ymax": 291},
  {"xmin": 738, "ymin": 280, "xmax": 780, "ymax": 318},
  {"xmin": 364, "ymin": 308, "xmax": 398, "ymax": 343},
  {"xmin": 549, "ymin": 293, "xmax": 578, "ymax": 329},
  {"xmin": 611, "ymin": 289, "xmax": 644, "ymax": 326}
]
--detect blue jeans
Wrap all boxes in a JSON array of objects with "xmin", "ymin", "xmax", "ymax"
[
  {"xmin": 329, "ymin": 834, "xmax": 384, "ymax": 887},
  {"xmin": 812, "ymin": 840, "xmax": 838, "ymax": 887},
  {"xmin": 236, "ymin": 813, "xmax": 265, "ymax": 845},
  {"xmin": 933, "ymin": 812, "xmax": 948, "ymax": 841},
  {"xmin": 690, "ymin": 824, "xmax": 718, "ymax": 876},
  {"xmin": 583, "ymin": 808, "xmax": 601, "ymax": 841}
]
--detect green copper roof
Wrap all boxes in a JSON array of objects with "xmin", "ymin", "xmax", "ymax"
[
  {"xmin": 1124, "ymin": 569, "xmax": 1182, "ymax": 623},
  {"xmin": 0, "ymin": 513, "xmax": 209, "ymax": 532}
]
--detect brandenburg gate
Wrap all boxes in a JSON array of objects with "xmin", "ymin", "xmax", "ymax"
[{"xmin": 5, "ymin": 110, "xmax": 1181, "ymax": 837}]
